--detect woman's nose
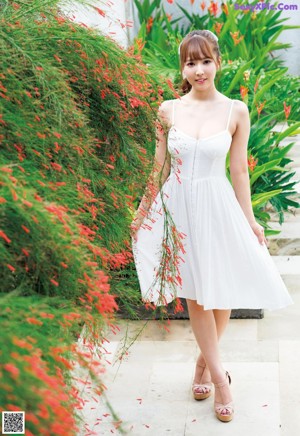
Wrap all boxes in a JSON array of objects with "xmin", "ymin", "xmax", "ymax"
[{"xmin": 196, "ymin": 63, "xmax": 204, "ymax": 75}]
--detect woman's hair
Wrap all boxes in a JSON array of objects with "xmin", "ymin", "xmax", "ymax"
[{"xmin": 178, "ymin": 30, "xmax": 221, "ymax": 94}]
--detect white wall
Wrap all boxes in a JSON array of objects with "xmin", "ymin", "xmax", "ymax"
[{"xmin": 61, "ymin": 0, "xmax": 134, "ymax": 49}]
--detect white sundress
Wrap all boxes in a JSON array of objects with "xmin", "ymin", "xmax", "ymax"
[{"xmin": 131, "ymin": 98, "xmax": 293, "ymax": 310}]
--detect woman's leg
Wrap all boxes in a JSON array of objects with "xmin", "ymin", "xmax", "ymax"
[
  {"xmin": 186, "ymin": 299, "xmax": 233, "ymax": 409},
  {"xmin": 193, "ymin": 307, "xmax": 231, "ymax": 384}
]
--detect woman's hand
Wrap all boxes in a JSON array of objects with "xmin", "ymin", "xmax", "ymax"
[
  {"xmin": 249, "ymin": 221, "xmax": 268, "ymax": 246},
  {"xmin": 130, "ymin": 213, "xmax": 145, "ymax": 242}
]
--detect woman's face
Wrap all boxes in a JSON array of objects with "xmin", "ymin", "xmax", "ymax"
[{"xmin": 182, "ymin": 55, "xmax": 220, "ymax": 89}]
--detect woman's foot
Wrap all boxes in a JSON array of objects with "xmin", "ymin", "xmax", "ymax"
[
  {"xmin": 191, "ymin": 354, "xmax": 212, "ymax": 400},
  {"xmin": 213, "ymin": 371, "xmax": 234, "ymax": 422}
]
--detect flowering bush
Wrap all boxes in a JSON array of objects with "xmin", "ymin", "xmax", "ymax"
[{"xmin": 0, "ymin": 0, "xmax": 176, "ymax": 433}]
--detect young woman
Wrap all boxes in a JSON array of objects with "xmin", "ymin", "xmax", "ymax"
[{"xmin": 130, "ymin": 29, "xmax": 293, "ymax": 422}]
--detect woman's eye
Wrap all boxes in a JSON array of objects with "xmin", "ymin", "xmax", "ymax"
[{"xmin": 187, "ymin": 60, "xmax": 211, "ymax": 66}]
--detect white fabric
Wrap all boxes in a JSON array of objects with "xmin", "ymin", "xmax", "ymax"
[{"xmin": 131, "ymin": 99, "xmax": 293, "ymax": 310}]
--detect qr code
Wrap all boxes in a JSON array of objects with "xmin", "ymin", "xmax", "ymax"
[{"xmin": 2, "ymin": 411, "xmax": 25, "ymax": 434}]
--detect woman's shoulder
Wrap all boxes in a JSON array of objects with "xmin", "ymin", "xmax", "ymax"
[
  {"xmin": 231, "ymin": 98, "xmax": 248, "ymax": 112},
  {"xmin": 157, "ymin": 100, "xmax": 175, "ymax": 128},
  {"xmin": 159, "ymin": 99, "xmax": 175, "ymax": 110}
]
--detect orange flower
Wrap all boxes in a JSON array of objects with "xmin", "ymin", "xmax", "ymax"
[
  {"xmin": 50, "ymin": 278, "xmax": 59, "ymax": 286},
  {"xmin": 283, "ymin": 101, "xmax": 291, "ymax": 119},
  {"xmin": 254, "ymin": 78, "xmax": 259, "ymax": 93},
  {"xmin": 240, "ymin": 85, "xmax": 248, "ymax": 100},
  {"xmin": 200, "ymin": 1, "xmax": 206, "ymax": 10},
  {"xmin": 7, "ymin": 264, "xmax": 15, "ymax": 272},
  {"xmin": 214, "ymin": 22, "xmax": 223, "ymax": 35},
  {"xmin": 146, "ymin": 17, "xmax": 153, "ymax": 33},
  {"xmin": 256, "ymin": 100, "xmax": 266, "ymax": 116},
  {"xmin": 230, "ymin": 31, "xmax": 244, "ymax": 45},
  {"xmin": 135, "ymin": 38, "xmax": 145, "ymax": 52},
  {"xmin": 21, "ymin": 225, "xmax": 30, "ymax": 233},
  {"xmin": 190, "ymin": 0, "xmax": 195, "ymax": 4},
  {"xmin": 221, "ymin": 2, "xmax": 229, "ymax": 15},
  {"xmin": 37, "ymin": 132, "xmax": 46, "ymax": 139},
  {"xmin": 248, "ymin": 155, "xmax": 258, "ymax": 171}
]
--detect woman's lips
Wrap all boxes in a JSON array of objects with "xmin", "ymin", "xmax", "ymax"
[{"xmin": 196, "ymin": 79, "xmax": 206, "ymax": 84}]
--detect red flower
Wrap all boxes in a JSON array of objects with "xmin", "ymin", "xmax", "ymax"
[
  {"xmin": 3, "ymin": 363, "xmax": 19, "ymax": 379},
  {"xmin": 26, "ymin": 317, "xmax": 43, "ymax": 326},
  {"xmin": 93, "ymin": 6, "xmax": 106, "ymax": 16},
  {"xmin": 0, "ymin": 230, "xmax": 11, "ymax": 243},
  {"xmin": 23, "ymin": 200, "xmax": 33, "ymax": 207},
  {"xmin": 283, "ymin": 101, "xmax": 291, "ymax": 119},
  {"xmin": 21, "ymin": 248, "xmax": 30, "ymax": 256},
  {"xmin": 50, "ymin": 162, "xmax": 62, "ymax": 171},
  {"xmin": 208, "ymin": 1, "xmax": 218, "ymax": 16},
  {"xmin": 12, "ymin": 337, "xmax": 33, "ymax": 350},
  {"xmin": 53, "ymin": 54, "xmax": 62, "ymax": 63}
]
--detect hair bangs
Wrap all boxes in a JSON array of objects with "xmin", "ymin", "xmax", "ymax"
[{"xmin": 182, "ymin": 36, "xmax": 215, "ymax": 63}]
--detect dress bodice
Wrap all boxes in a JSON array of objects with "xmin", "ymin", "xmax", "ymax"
[{"xmin": 167, "ymin": 99, "xmax": 234, "ymax": 181}]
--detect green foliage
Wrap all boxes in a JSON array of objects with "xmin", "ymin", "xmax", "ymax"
[{"xmin": 0, "ymin": 0, "xmax": 176, "ymax": 433}]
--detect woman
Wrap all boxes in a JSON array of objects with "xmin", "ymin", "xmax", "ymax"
[{"xmin": 130, "ymin": 29, "xmax": 293, "ymax": 422}]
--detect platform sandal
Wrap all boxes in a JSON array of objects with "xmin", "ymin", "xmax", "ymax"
[
  {"xmin": 191, "ymin": 361, "xmax": 212, "ymax": 400},
  {"xmin": 213, "ymin": 371, "xmax": 234, "ymax": 422}
]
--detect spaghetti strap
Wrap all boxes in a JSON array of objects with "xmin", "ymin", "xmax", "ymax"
[
  {"xmin": 226, "ymin": 99, "xmax": 234, "ymax": 131},
  {"xmin": 171, "ymin": 100, "xmax": 175, "ymax": 126}
]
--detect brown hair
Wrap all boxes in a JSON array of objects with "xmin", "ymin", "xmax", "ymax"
[{"xmin": 179, "ymin": 30, "xmax": 221, "ymax": 94}]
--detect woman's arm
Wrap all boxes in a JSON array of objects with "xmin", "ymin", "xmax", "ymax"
[
  {"xmin": 132, "ymin": 101, "xmax": 171, "ymax": 229},
  {"xmin": 229, "ymin": 101, "xmax": 267, "ymax": 245}
]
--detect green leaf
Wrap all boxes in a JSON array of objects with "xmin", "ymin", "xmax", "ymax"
[{"xmin": 252, "ymin": 189, "xmax": 282, "ymax": 207}]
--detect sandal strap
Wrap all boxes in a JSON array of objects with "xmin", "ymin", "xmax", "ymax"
[
  {"xmin": 215, "ymin": 401, "xmax": 234, "ymax": 414},
  {"xmin": 213, "ymin": 371, "xmax": 231, "ymax": 388}
]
